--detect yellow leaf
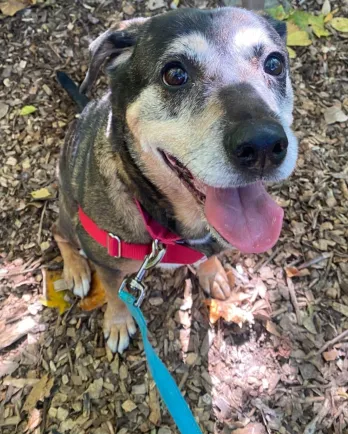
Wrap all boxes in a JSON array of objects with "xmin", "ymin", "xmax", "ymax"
[
  {"xmin": 19, "ymin": 105, "xmax": 36, "ymax": 116},
  {"xmin": 287, "ymin": 30, "xmax": 312, "ymax": 47},
  {"xmin": 79, "ymin": 271, "xmax": 106, "ymax": 311},
  {"xmin": 331, "ymin": 17, "xmax": 348, "ymax": 33},
  {"xmin": 287, "ymin": 46, "xmax": 296, "ymax": 59},
  {"xmin": 324, "ymin": 12, "xmax": 333, "ymax": 23},
  {"xmin": 311, "ymin": 23, "xmax": 330, "ymax": 37},
  {"xmin": 30, "ymin": 187, "xmax": 55, "ymax": 200},
  {"xmin": 40, "ymin": 269, "xmax": 71, "ymax": 315}
]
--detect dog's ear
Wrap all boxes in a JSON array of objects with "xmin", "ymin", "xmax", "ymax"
[
  {"xmin": 80, "ymin": 18, "xmax": 148, "ymax": 95},
  {"xmin": 262, "ymin": 15, "xmax": 287, "ymax": 42}
]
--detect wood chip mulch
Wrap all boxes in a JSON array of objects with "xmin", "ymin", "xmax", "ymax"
[{"xmin": 1, "ymin": 0, "xmax": 348, "ymax": 433}]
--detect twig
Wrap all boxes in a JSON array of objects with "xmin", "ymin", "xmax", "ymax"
[
  {"xmin": 254, "ymin": 247, "xmax": 280, "ymax": 273},
  {"xmin": 37, "ymin": 201, "xmax": 48, "ymax": 246},
  {"xmin": 271, "ymin": 307, "xmax": 289, "ymax": 318},
  {"xmin": 298, "ymin": 252, "xmax": 332, "ymax": 270},
  {"xmin": 287, "ymin": 277, "xmax": 302, "ymax": 325},
  {"xmin": 312, "ymin": 329, "xmax": 348, "ymax": 357}
]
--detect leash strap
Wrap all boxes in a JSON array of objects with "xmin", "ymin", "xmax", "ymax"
[{"xmin": 119, "ymin": 290, "xmax": 203, "ymax": 434}]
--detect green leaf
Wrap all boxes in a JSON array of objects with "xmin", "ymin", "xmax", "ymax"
[
  {"xmin": 266, "ymin": 5, "xmax": 287, "ymax": 21},
  {"xmin": 331, "ymin": 17, "xmax": 348, "ymax": 33},
  {"xmin": 308, "ymin": 14, "xmax": 330, "ymax": 37},
  {"xmin": 20, "ymin": 105, "xmax": 37, "ymax": 116},
  {"xmin": 288, "ymin": 10, "xmax": 311, "ymax": 30}
]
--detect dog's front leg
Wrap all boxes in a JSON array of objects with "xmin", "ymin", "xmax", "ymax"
[{"xmin": 94, "ymin": 263, "xmax": 140, "ymax": 354}]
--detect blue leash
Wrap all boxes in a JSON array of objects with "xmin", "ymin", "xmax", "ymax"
[{"xmin": 119, "ymin": 289, "xmax": 203, "ymax": 434}]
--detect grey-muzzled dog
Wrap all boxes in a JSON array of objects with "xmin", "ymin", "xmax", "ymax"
[{"xmin": 55, "ymin": 7, "xmax": 298, "ymax": 353}]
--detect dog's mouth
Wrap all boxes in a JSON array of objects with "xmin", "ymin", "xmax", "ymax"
[{"xmin": 160, "ymin": 149, "xmax": 284, "ymax": 254}]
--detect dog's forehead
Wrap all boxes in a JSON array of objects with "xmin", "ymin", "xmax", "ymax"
[{"xmin": 142, "ymin": 8, "xmax": 277, "ymax": 60}]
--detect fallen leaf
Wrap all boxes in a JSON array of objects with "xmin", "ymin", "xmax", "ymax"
[
  {"xmin": 308, "ymin": 15, "xmax": 330, "ymax": 37},
  {"xmin": 288, "ymin": 10, "xmax": 311, "ymax": 30},
  {"xmin": 79, "ymin": 271, "xmax": 106, "ymax": 311},
  {"xmin": 287, "ymin": 46, "xmax": 296, "ymax": 58},
  {"xmin": 3, "ymin": 377, "xmax": 39, "ymax": 388},
  {"xmin": 149, "ymin": 383, "xmax": 161, "ymax": 425},
  {"xmin": 25, "ymin": 408, "xmax": 42, "ymax": 433},
  {"xmin": 0, "ymin": 0, "xmax": 32, "ymax": 16},
  {"xmin": 324, "ymin": 103, "xmax": 348, "ymax": 124},
  {"xmin": 0, "ymin": 102, "xmax": 9, "ymax": 119},
  {"xmin": 0, "ymin": 361, "xmax": 19, "ymax": 378},
  {"xmin": 324, "ymin": 12, "xmax": 333, "ymax": 23},
  {"xmin": 287, "ymin": 29, "xmax": 312, "ymax": 46},
  {"xmin": 321, "ymin": 0, "xmax": 331, "ymax": 15},
  {"xmin": 30, "ymin": 187, "xmax": 55, "ymax": 200},
  {"xmin": 232, "ymin": 423, "xmax": 266, "ymax": 434},
  {"xmin": 266, "ymin": 320, "xmax": 281, "ymax": 337},
  {"xmin": 323, "ymin": 349, "xmax": 339, "ymax": 361},
  {"xmin": 332, "ymin": 302, "xmax": 348, "ymax": 317},
  {"xmin": 40, "ymin": 269, "xmax": 71, "ymax": 315},
  {"xmin": 0, "ymin": 316, "xmax": 38, "ymax": 351},
  {"xmin": 285, "ymin": 266, "xmax": 310, "ymax": 278},
  {"xmin": 302, "ymin": 314, "xmax": 317, "ymax": 334},
  {"xmin": 331, "ymin": 17, "xmax": 348, "ymax": 33},
  {"xmin": 266, "ymin": 5, "xmax": 287, "ymax": 21},
  {"xmin": 23, "ymin": 374, "xmax": 54, "ymax": 412},
  {"xmin": 204, "ymin": 299, "xmax": 254, "ymax": 326},
  {"xmin": 19, "ymin": 105, "xmax": 37, "ymax": 116}
]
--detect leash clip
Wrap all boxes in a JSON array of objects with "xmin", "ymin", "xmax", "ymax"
[{"xmin": 119, "ymin": 240, "xmax": 166, "ymax": 307}]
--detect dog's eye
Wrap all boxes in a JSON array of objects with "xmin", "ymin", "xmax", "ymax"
[
  {"xmin": 264, "ymin": 55, "xmax": 284, "ymax": 76},
  {"xmin": 162, "ymin": 64, "xmax": 188, "ymax": 86}
]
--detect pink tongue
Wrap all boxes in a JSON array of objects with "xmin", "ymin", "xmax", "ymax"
[{"xmin": 205, "ymin": 182, "xmax": 283, "ymax": 254}]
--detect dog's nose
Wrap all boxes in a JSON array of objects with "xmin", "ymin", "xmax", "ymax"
[{"xmin": 230, "ymin": 120, "xmax": 288, "ymax": 170}]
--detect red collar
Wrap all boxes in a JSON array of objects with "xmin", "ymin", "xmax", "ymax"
[{"xmin": 78, "ymin": 201, "xmax": 204, "ymax": 265}]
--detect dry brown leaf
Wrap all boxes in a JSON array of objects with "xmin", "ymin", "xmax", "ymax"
[
  {"xmin": 233, "ymin": 423, "xmax": 266, "ymax": 434},
  {"xmin": 0, "ymin": 0, "xmax": 33, "ymax": 16},
  {"xmin": 78, "ymin": 271, "xmax": 106, "ymax": 311},
  {"xmin": 285, "ymin": 266, "xmax": 310, "ymax": 278},
  {"xmin": 25, "ymin": 408, "xmax": 42, "ymax": 433},
  {"xmin": 22, "ymin": 374, "xmax": 54, "ymax": 412},
  {"xmin": 323, "ymin": 349, "xmax": 339, "ymax": 361},
  {"xmin": 266, "ymin": 320, "xmax": 282, "ymax": 337},
  {"xmin": 204, "ymin": 299, "xmax": 254, "ymax": 326},
  {"xmin": 148, "ymin": 382, "xmax": 161, "ymax": 425}
]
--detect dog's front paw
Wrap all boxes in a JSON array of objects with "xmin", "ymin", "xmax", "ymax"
[
  {"xmin": 197, "ymin": 256, "xmax": 232, "ymax": 300},
  {"xmin": 103, "ymin": 303, "xmax": 137, "ymax": 353},
  {"xmin": 63, "ymin": 253, "xmax": 91, "ymax": 298}
]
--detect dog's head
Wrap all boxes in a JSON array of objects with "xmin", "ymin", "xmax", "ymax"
[{"xmin": 83, "ymin": 8, "xmax": 297, "ymax": 255}]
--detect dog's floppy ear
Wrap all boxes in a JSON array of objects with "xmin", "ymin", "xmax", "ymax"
[
  {"xmin": 80, "ymin": 18, "xmax": 148, "ymax": 95},
  {"xmin": 262, "ymin": 15, "xmax": 287, "ymax": 42}
]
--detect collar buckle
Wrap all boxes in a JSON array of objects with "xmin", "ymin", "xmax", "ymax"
[{"xmin": 107, "ymin": 233, "xmax": 122, "ymax": 258}]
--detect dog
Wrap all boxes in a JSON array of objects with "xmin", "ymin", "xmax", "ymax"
[{"xmin": 54, "ymin": 7, "xmax": 298, "ymax": 354}]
